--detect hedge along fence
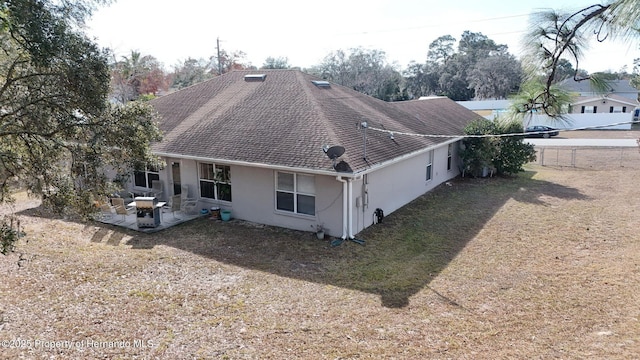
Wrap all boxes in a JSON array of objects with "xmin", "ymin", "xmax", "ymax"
[{"xmin": 533, "ymin": 146, "xmax": 640, "ymax": 169}]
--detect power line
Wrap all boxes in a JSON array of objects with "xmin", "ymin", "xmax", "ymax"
[
  {"xmin": 367, "ymin": 120, "xmax": 639, "ymax": 139},
  {"xmin": 332, "ymin": 13, "xmax": 531, "ymax": 37}
]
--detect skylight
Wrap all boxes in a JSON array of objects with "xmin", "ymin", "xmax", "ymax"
[
  {"xmin": 244, "ymin": 74, "xmax": 267, "ymax": 82},
  {"xmin": 312, "ymin": 80, "xmax": 331, "ymax": 88}
]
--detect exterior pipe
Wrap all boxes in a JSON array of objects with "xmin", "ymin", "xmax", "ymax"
[
  {"xmin": 347, "ymin": 179, "xmax": 354, "ymax": 239},
  {"xmin": 336, "ymin": 176, "xmax": 348, "ymax": 240}
]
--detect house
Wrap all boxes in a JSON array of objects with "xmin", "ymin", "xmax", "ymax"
[
  {"xmin": 133, "ymin": 69, "xmax": 479, "ymax": 239},
  {"xmin": 568, "ymin": 94, "xmax": 639, "ymax": 114},
  {"xmin": 457, "ymin": 95, "xmax": 638, "ymax": 129}
]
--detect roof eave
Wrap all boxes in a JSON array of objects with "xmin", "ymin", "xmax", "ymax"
[
  {"xmin": 155, "ymin": 137, "xmax": 462, "ymax": 180},
  {"xmin": 153, "ymin": 151, "xmax": 356, "ymax": 178},
  {"xmin": 352, "ymin": 137, "xmax": 462, "ymax": 177}
]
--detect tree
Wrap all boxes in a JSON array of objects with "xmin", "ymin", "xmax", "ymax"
[
  {"xmin": 427, "ymin": 35, "xmax": 456, "ymax": 64},
  {"xmin": 517, "ymin": 1, "xmax": 640, "ymax": 117},
  {"xmin": 460, "ymin": 118, "xmax": 536, "ymax": 177},
  {"xmin": 309, "ymin": 49, "xmax": 349, "ymax": 86},
  {"xmin": 631, "ymin": 58, "xmax": 640, "ymax": 95},
  {"xmin": 407, "ymin": 31, "xmax": 517, "ymax": 101},
  {"xmin": 457, "ymin": 30, "xmax": 506, "ymax": 61},
  {"xmin": 111, "ymin": 51, "xmax": 169, "ymax": 102},
  {"xmin": 553, "ymin": 59, "xmax": 586, "ymax": 82},
  {"xmin": 211, "ymin": 49, "xmax": 254, "ymax": 75},
  {"xmin": 261, "ymin": 56, "xmax": 290, "ymax": 69},
  {"xmin": 438, "ymin": 54, "xmax": 475, "ymax": 101},
  {"xmin": 509, "ymin": 81, "xmax": 573, "ymax": 127},
  {"xmin": 137, "ymin": 56, "xmax": 168, "ymax": 96},
  {"xmin": 311, "ymin": 47, "xmax": 405, "ymax": 101},
  {"xmin": 0, "ymin": 0, "xmax": 161, "ymax": 221},
  {"xmin": 403, "ymin": 61, "xmax": 442, "ymax": 99},
  {"xmin": 468, "ymin": 52, "xmax": 522, "ymax": 99},
  {"xmin": 171, "ymin": 57, "xmax": 212, "ymax": 89}
]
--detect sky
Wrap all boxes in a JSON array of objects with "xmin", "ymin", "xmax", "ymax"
[{"xmin": 86, "ymin": 0, "xmax": 640, "ymax": 74}]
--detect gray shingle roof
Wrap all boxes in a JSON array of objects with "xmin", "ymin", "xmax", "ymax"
[
  {"xmin": 560, "ymin": 78, "xmax": 639, "ymax": 95},
  {"xmin": 150, "ymin": 69, "xmax": 480, "ymax": 174}
]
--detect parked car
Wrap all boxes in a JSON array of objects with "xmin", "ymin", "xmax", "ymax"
[{"xmin": 525, "ymin": 125, "xmax": 559, "ymax": 138}]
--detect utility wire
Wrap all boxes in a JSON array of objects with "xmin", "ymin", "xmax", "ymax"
[{"xmin": 367, "ymin": 120, "xmax": 639, "ymax": 139}]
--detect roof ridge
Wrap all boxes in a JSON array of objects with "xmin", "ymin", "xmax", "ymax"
[{"xmin": 295, "ymin": 71, "xmax": 344, "ymax": 157}]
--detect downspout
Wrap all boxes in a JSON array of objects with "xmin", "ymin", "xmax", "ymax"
[
  {"xmin": 336, "ymin": 176, "xmax": 348, "ymax": 240},
  {"xmin": 347, "ymin": 179, "xmax": 354, "ymax": 239}
]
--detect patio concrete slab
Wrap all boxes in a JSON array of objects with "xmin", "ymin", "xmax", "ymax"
[{"xmin": 96, "ymin": 209, "xmax": 205, "ymax": 233}]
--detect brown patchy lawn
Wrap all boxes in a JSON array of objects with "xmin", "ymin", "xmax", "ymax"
[{"xmin": 1, "ymin": 148, "xmax": 640, "ymax": 359}]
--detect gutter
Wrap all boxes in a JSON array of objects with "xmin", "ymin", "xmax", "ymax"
[
  {"xmin": 155, "ymin": 137, "xmax": 462, "ymax": 180},
  {"xmin": 154, "ymin": 152, "xmax": 344, "ymax": 177},
  {"xmin": 351, "ymin": 137, "xmax": 462, "ymax": 177}
]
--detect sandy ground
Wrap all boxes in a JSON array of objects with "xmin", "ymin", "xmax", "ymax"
[
  {"xmin": 558, "ymin": 129, "xmax": 640, "ymax": 139},
  {"xmin": 1, "ymin": 133, "xmax": 639, "ymax": 359}
]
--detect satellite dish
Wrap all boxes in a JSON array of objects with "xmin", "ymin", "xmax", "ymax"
[
  {"xmin": 334, "ymin": 160, "xmax": 353, "ymax": 173},
  {"xmin": 324, "ymin": 145, "xmax": 345, "ymax": 160}
]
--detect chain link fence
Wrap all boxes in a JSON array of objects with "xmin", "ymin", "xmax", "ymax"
[{"xmin": 533, "ymin": 146, "xmax": 640, "ymax": 169}]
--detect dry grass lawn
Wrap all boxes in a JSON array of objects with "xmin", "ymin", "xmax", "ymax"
[{"xmin": 1, "ymin": 146, "xmax": 639, "ymax": 359}]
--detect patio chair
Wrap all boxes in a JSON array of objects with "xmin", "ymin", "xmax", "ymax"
[
  {"xmin": 111, "ymin": 190, "xmax": 134, "ymax": 205},
  {"xmin": 99, "ymin": 203, "xmax": 116, "ymax": 220},
  {"xmin": 111, "ymin": 197, "xmax": 135, "ymax": 223},
  {"xmin": 164, "ymin": 194, "xmax": 182, "ymax": 221},
  {"xmin": 150, "ymin": 180, "xmax": 164, "ymax": 200},
  {"xmin": 180, "ymin": 185, "xmax": 199, "ymax": 215}
]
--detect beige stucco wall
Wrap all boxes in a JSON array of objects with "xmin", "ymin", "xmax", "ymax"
[
  {"xmin": 157, "ymin": 158, "xmax": 345, "ymax": 237},
  {"xmin": 153, "ymin": 141, "xmax": 460, "ymax": 238},
  {"xmin": 352, "ymin": 142, "xmax": 459, "ymax": 234}
]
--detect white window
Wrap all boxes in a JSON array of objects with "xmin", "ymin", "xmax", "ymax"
[
  {"xmin": 581, "ymin": 106, "xmax": 597, "ymax": 113},
  {"xmin": 199, "ymin": 163, "xmax": 232, "ymax": 202},
  {"xmin": 134, "ymin": 166, "xmax": 159, "ymax": 189},
  {"xmin": 426, "ymin": 151, "xmax": 433, "ymax": 181},
  {"xmin": 276, "ymin": 172, "xmax": 315, "ymax": 215}
]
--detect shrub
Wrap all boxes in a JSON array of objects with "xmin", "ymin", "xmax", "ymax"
[
  {"xmin": 461, "ymin": 118, "xmax": 536, "ymax": 177},
  {"xmin": 1, "ymin": 215, "xmax": 23, "ymax": 255}
]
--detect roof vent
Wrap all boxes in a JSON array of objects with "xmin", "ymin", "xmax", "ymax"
[
  {"xmin": 312, "ymin": 80, "xmax": 331, "ymax": 88},
  {"xmin": 244, "ymin": 74, "xmax": 267, "ymax": 82}
]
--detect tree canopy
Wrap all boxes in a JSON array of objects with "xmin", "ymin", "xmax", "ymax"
[
  {"xmin": 308, "ymin": 47, "xmax": 407, "ymax": 101},
  {"xmin": 403, "ymin": 31, "xmax": 523, "ymax": 101},
  {"xmin": 261, "ymin": 56, "xmax": 290, "ymax": 69},
  {"xmin": 111, "ymin": 50, "xmax": 169, "ymax": 102},
  {"xmin": 0, "ymin": 0, "xmax": 161, "ymax": 217}
]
